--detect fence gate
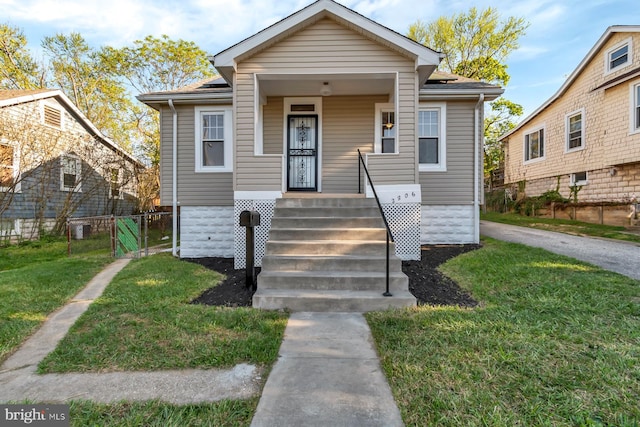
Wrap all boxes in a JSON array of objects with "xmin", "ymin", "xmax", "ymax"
[{"xmin": 115, "ymin": 216, "xmax": 141, "ymax": 258}]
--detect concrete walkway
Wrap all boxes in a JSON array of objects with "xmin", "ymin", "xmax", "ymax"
[
  {"xmin": 1, "ymin": 258, "xmax": 404, "ymax": 426},
  {"xmin": 481, "ymin": 220, "xmax": 640, "ymax": 280},
  {"xmin": 0, "ymin": 258, "xmax": 261, "ymax": 404},
  {"xmin": 251, "ymin": 312, "xmax": 403, "ymax": 427}
]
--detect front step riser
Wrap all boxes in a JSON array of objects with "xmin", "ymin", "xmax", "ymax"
[
  {"xmin": 261, "ymin": 256, "xmax": 402, "ymax": 272},
  {"xmin": 276, "ymin": 198, "xmax": 377, "ymax": 208},
  {"xmin": 270, "ymin": 217, "xmax": 385, "ymax": 228},
  {"xmin": 274, "ymin": 207, "xmax": 381, "ymax": 218},
  {"xmin": 266, "ymin": 241, "xmax": 395, "ymax": 256},
  {"xmin": 252, "ymin": 295, "xmax": 416, "ymax": 312},
  {"xmin": 257, "ymin": 275, "xmax": 408, "ymax": 291},
  {"xmin": 268, "ymin": 228, "xmax": 387, "ymax": 241}
]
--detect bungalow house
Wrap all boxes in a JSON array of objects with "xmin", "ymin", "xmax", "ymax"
[
  {"xmin": 138, "ymin": 0, "xmax": 502, "ymax": 310},
  {"xmin": 0, "ymin": 89, "xmax": 143, "ymax": 240},
  {"xmin": 500, "ymin": 26, "xmax": 640, "ymax": 209}
]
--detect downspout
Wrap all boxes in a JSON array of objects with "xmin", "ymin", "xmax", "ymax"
[
  {"xmin": 474, "ymin": 94, "xmax": 485, "ymax": 244},
  {"xmin": 168, "ymin": 99, "xmax": 178, "ymax": 257}
]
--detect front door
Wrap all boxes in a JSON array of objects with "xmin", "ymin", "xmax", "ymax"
[{"xmin": 287, "ymin": 115, "xmax": 318, "ymax": 191}]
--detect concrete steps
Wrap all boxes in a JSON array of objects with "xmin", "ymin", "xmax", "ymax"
[{"xmin": 253, "ymin": 196, "xmax": 415, "ymax": 312}]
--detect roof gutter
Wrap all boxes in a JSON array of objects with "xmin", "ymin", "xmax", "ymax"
[
  {"xmin": 474, "ymin": 93, "xmax": 485, "ymax": 244},
  {"xmin": 168, "ymin": 99, "xmax": 178, "ymax": 257}
]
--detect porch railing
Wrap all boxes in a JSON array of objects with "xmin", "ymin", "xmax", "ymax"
[{"xmin": 357, "ymin": 149, "xmax": 393, "ymax": 297}]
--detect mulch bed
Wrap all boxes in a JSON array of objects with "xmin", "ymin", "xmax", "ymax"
[{"xmin": 189, "ymin": 244, "xmax": 480, "ymax": 308}]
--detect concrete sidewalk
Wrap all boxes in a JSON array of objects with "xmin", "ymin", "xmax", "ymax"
[{"xmin": 251, "ymin": 312, "xmax": 404, "ymax": 427}]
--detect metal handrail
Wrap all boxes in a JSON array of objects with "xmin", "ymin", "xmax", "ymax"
[{"xmin": 357, "ymin": 149, "xmax": 393, "ymax": 297}]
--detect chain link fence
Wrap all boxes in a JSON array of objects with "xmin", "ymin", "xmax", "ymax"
[{"xmin": 67, "ymin": 212, "xmax": 176, "ymax": 258}]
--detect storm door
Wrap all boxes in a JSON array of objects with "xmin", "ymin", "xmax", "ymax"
[{"xmin": 287, "ymin": 115, "xmax": 318, "ymax": 191}]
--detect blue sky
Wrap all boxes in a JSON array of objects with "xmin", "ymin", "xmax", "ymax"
[{"xmin": 1, "ymin": 0, "xmax": 637, "ymax": 116}]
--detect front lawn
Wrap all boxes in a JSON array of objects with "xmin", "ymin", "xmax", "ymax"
[
  {"xmin": 368, "ymin": 238, "xmax": 640, "ymax": 426},
  {"xmin": 39, "ymin": 253, "xmax": 288, "ymax": 373},
  {"xmin": 0, "ymin": 238, "xmax": 112, "ymax": 363}
]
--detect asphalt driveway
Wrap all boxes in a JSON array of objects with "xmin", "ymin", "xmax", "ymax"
[{"xmin": 480, "ymin": 221, "xmax": 640, "ymax": 281}]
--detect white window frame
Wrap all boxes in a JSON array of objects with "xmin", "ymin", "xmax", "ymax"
[
  {"xmin": 41, "ymin": 102, "xmax": 64, "ymax": 130},
  {"xmin": 108, "ymin": 167, "xmax": 124, "ymax": 199},
  {"xmin": 630, "ymin": 81, "xmax": 640, "ymax": 135},
  {"xmin": 604, "ymin": 37, "xmax": 633, "ymax": 75},
  {"xmin": 523, "ymin": 125, "xmax": 546, "ymax": 164},
  {"xmin": 565, "ymin": 108, "xmax": 585, "ymax": 153},
  {"xmin": 195, "ymin": 106, "xmax": 233, "ymax": 173},
  {"xmin": 570, "ymin": 171, "xmax": 588, "ymax": 186},
  {"xmin": 60, "ymin": 153, "xmax": 81, "ymax": 192},
  {"xmin": 374, "ymin": 103, "xmax": 397, "ymax": 154},
  {"xmin": 0, "ymin": 141, "xmax": 20, "ymax": 193},
  {"xmin": 0, "ymin": 218, "xmax": 19, "ymax": 237},
  {"xmin": 418, "ymin": 102, "xmax": 447, "ymax": 172}
]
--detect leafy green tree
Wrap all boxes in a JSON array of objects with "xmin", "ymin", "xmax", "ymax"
[
  {"xmin": 42, "ymin": 33, "xmax": 135, "ymax": 151},
  {"xmin": 0, "ymin": 23, "xmax": 45, "ymax": 89},
  {"xmin": 408, "ymin": 7, "xmax": 528, "ymax": 182}
]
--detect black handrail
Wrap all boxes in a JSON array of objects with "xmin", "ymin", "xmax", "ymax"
[{"xmin": 357, "ymin": 149, "xmax": 393, "ymax": 297}]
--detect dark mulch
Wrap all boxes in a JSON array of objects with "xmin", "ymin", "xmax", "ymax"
[{"xmin": 189, "ymin": 244, "xmax": 480, "ymax": 308}]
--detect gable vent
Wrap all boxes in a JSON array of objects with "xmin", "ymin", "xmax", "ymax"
[{"xmin": 44, "ymin": 105, "xmax": 62, "ymax": 128}]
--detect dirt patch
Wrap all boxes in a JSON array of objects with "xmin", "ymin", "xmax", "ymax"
[{"xmin": 190, "ymin": 244, "xmax": 480, "ymax": 308}]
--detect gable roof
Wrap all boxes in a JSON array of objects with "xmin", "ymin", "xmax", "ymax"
[
  {"xmin": 212, "ymin": 0, "xmax": 443, "ymax": 85},
  {"xmin": 500, "ymin": 25, "xmax": 640, "ymax": 141},
  {"xmin": 0, "ymin": 89, "xmax": 145, "ymax": 168}
]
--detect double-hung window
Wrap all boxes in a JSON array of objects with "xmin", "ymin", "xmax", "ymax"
[
  {"xmin": 524, "ymin": 127, "xmax": 545, "ymax": 162},
  {"xmin": 566, "ymin": 109, "xmax": 585, "ymax": 152},
  {"xmin": 109, "ymin": 168, "xmax": 122, "ymax": 199},
  {"xmin": 0, "ymin": 143, "xmax": 17, "ymax": 191},
  {"xmin": 605, "ymin": 38, "xmax": 632, "ymax": 74},
  {"xmin": 61, "ymin": 154, "xmax": 81, "ymax": 192},
  {"xmin": 374, "ymin": 104, "xmax": 396, "ymax": 154},
  {"xmin": 632, "ymin": 82, "xmax": 640, "ymax": 134},
  {"xmin": 419, "ymin": 103, "xmax": 446, "ymax": 171},
  {"xmin": 195, "ymin": 107, "xmax": 233, "ymax": 172}
]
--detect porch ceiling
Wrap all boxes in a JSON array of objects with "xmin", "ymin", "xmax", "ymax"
[{"xmin": 257, "ymin": 73, "xmax": 395, "ymax": 97}]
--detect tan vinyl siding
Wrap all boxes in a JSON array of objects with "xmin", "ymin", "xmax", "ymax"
[
  {"xmin": 263, "ymin": 97, "xmax": 283, "ymax": 155},
  {"xmin": 159, "ymin": 105, "xmax": 233, "ymax": 206},
  {"xmin": 235, "ymin": 17, "xmax": 417, "ymax": 190},
  {"xmin": 322, "ymin": 95, "xmax": 386, "ymax": 192},
  {"xmin": 420, "ymin": 101, "xmax": 475, "ymax": 204}
]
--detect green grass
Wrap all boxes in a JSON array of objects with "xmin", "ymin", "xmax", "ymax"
[
  {"xmin": 69, "ymin": 399, "xmax": 257, "ymax": 427},
  {"xmin": 482, "ymin": 211, "xmax": 640, "ymax": 244},
  {"xmin": 39, "ymin": 253, "xmax": 288, "ymax": 373},
  {"xmin": 367, "ymin": 238, "xmax": 640, "ymax": 426},
  {"xmin": 0, "ymin": 249, "xmax": 112, "ymax": 364}
]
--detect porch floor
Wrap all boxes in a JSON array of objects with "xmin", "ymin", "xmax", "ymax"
[{"xmin": 282, "ymin": 192, "xmax": 365, "ymax": 198}]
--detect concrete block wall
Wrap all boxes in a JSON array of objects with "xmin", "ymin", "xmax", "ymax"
[
  {"xmin": 180, "ymin": 206, "xmax": 234, "ymax": 258},
  {"xmin": 421, "ymin": 205, "xmax": 476, "ymax": 244}
]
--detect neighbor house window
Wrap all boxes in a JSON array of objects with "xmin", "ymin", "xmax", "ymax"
[
  {"xmin": 60, "ymin": 154, "xmax": 81, "ymax": 191},
  {"xmin": 418, "ymin": 103, "xmax": 447, "ymax": 172},
  {"xmin": 605, "ymin": 38, "xmax": 632, "ymax": 74},
  {"xmin": 632, "ymin": 82, "xmax": 640, "ymax": 134},
  {"xmin": 566, "ymin": 109, "xmax": 585, "ymax": 152},
  {"xmin": 109, "ymin": 168, "xmax": 122, "ymax": 199},
  {"xmin": 43, "ymin": 104, "xmax": 62, "ymax": 128},
  {"xmin": 0, "ymin": 218, "xmax": 18, "ymax": 237},
  {"xmin": 195, "ymin": 107, "xmax": 233, "ymax": 172},
  {"xmin": 374, "ymin": 103, "xmax": 396, "ymax": 154},
  {"xmin": 524, "ymin": 127, "xmax": 545, "ymax": 162},
  {"xmin": 570, "ymin": 171, "xmax": 588, "ymax": 186},
  {"xmin": 0, "ymin": 143, "xmax": 17, "ymax": 191}
]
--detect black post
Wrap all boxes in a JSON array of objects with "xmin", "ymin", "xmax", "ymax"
[
  {"xmin": 240, "ymin": 210, "xmax": 260, "ymax": 293},
  {"xmin": 383, "ymin": 232, "xmax": 392, "ymax": 297},
  {"xmin": 358, "ymin": 152, "xmax": 361, "ymax": 194},
  {"xmin": 245, "ymin": 225, "xmax": 256, "ymax": 292}
]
